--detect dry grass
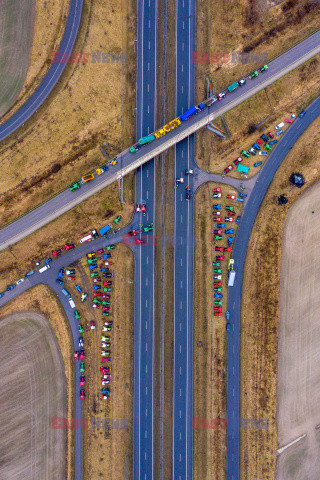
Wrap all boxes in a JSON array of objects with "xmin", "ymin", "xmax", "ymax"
[
  {"xmin": 0, "ymin": 0, "xmax": 136, "ymax": 226},
  {"xmin": 195, "ymin": 0, "xmax": 320, "ymax": 101},
  {"xmin": 0, "ymin": 285, "xmax": 74, "ymax": 480},
  {"xmin": 196, "ymin": 53, "xmax": 320, "ymax": 175},
  {"xmin": 0, "ymin": 0, "xmax": 68, "ymax": 122},
  {"xmin": 240, "ymin": 114, "xmax": 320, "ymax": 478},
  {"xmin": 0, "ymin": 175, "xmax": 134, "ymax": 292},
  {"xmin": 69, "ymin": 245, "xmax": 134, "ymax": 479},
  {"xmin": 193, "ymin": 182, "xmax": 242, "ymax": 479}
]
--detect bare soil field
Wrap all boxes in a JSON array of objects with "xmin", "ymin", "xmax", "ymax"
[
  {"xmin": 66, "ymin": 244, "xmax": 133, "ymax": 479},
  {"xmin": 0, "ymin": 175, "xmax": 134, "ymax": 292},
  {"xmin": 196, "ymin": 53, "xmax": 320, "ymax": 176},
  {"xmin": 0, "ymin": 311, "xmax": 67, "ymax": 480},
  {"xmin": 240, "ymin": 115, "xmax": 320, "ymax": 478},
  {"xmin": 193, "ymin": 182, "xmax": 242, "ymax": 478},
  {"xmin": 276, "ymin": 182, "xmax": 320, "ymax": 479},
  {"xmin": 0, "ymin": 0, "xmax": 35, "ymax": 117},
  {"xmin": 0, "ymin": 0, "xmax": 136, "ymax": 227},
  {"xmin": 0, "ymin": 0, "xmax": 68, "ymax": 121},
  {"xmin": 0, "ymin": 285, "xmax": 75, "ymax": 479}
]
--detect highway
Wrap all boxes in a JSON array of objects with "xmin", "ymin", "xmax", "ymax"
[
  {"xmin": 226, "ymin": 97, "xmax": 320, "ymax": 480},
  {"xmin": 2, "ymin": 29, "xmax": 320, "ymax": 250},
  {"xmin": 0, "ymin": 0, "xmax": 83, "ymax": 143},
  {"xmin": 172, "ymin": 0, "xmax": 195, "ymax": 478},
  {"xmin": 133, "ymin": 0, "xmax": 158, "ymax": 479}
]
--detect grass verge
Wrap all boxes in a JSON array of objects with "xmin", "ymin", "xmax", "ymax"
[
  {"xmin": 0, "ymin": 174, "xmax": 134, "ymax": 292},
  {"xmin": 193, "ymin": 182, "xmax": 241, "ymax": 478},
  {"xmin": 240, "ymin": 114, "xmax": 320, "ymax": 478}
]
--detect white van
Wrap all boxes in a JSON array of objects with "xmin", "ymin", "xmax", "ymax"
[
  {"xmin": 275, "ymin": 122, "xmax": 284, "ymax": 130},
  {"xmin": 39, "ymin": 265, "xmax": 50, "ymax": 273},
  {"xmin": 68, "ymin": 297, "xmax": 76, "ymax": 309}
]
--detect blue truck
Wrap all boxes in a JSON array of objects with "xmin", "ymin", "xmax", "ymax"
[
  {"xmin": 99, "ymin": 224, "xmax": 111, "ymax": 236},
  {"xmin": 180, "ymin": 103, "xmax": 205, "ymax": 122}
]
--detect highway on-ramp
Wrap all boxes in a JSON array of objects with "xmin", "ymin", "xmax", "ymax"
[
  {"xmin": 2, "ymin": 29, "xmax": 320, "ymax": 251},
  {"xmin": 226, "ymin": 96, "xmax": 320, "ymax": 480},
  {"xmin": 0, "ymin": 0, "xmax": 83, "ymax": 143}
]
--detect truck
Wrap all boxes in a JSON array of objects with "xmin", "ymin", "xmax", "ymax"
[
  {"xmin": 99, "ymin": 224, "xmax": 111, "ymax": 236},
  {"xmin": 180, "ymin": 105, "xmax": 197, "ymax": 121},
  {"xmin": 227, "ymin": 81, "xmax": 239, "ymax": 93},
  {"xmin": 68, "ymin": 297, "xmax": 76, "ymax": 309},
  {"xmin": 228, "ymin": 258, "xmax": 234, "ymax": 271},
  {"xmin": 139, "ymin": 134, "xmax": 156, "ymax": 146},
  {"xmin": 228, "ymin": 270, "xmax": 236, "ymax": 287},
  {"xmin": 39, "ymin": 265, "xmax": 50, "ymax": 273},
  {"xmin": 82, "ymin": 174, "xmax": 94, "ymax": 182},
  {"xmin": 80, "ymin": 234, "xmax": 93, "ymax": 243}
]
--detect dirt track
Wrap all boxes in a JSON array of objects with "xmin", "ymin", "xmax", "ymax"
[
  {"xmin": 0, "ymin": 311, "xmax": 67, "ymax": 480},
  {"xmin": 277, "ymin": 182, "xmax": 320, "ymax": 479}
]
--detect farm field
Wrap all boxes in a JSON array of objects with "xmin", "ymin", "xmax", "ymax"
[
  {"xmin": 0, "ymin": 0, "xmax": 35, "ymax": 117},
  {"xmin": 276, "ymin": 181, "xmax": 320, "ymax": 479},
  {"xmin": 0, "ymin": 311, "xmax": 67, "ymax": 480},
  {"xmin": 240, "ymin": 115, "xmax": 320, "ymax": 479}
]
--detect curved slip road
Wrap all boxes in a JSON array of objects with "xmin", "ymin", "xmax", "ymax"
[
  {"xmin": 2, "ymin": 29, "xmax": 320, "ymax": 251},
  {"xmin": 0, "ymin": 0, "xmax": 83, "ymax": 143},
  {"xmin": 226, "ymin": 96, "xmax": 320, "ymax": 480}
]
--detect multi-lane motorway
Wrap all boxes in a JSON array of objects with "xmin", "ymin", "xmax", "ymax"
[
  {"xmin": 173, "ymin": 0, "xmax": 196, "ymax": 478},
  {"xmin": 2, "ymin": 29, "xmax": 320, "ymax": 250},
  {"xmin": 1, "ymin": 10, "xmax": 320, "ymax": 480},
  {"xmin": 133, "ymin": 0, "xmax": 158, "ymax": 478}
]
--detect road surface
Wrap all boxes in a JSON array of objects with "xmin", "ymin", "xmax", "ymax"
[{"xmin": 2, "ymin": 29, "xmax": 320, "ymax": 250}]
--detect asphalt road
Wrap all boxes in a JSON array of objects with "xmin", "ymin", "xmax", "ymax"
[
  {"xmin": 0, "ymin": 0, "xmax": 83, "ymax": 143},
  {"xmin": 2, "ymin": 29, "xmax": 320, "ymax": 250},
  {"xmin": 133, "ymin": 1, "xmax": 157, "ymax": 479},
  {"xmin": 172, "ymin": 0, "xmax": 195, "ymax": 478},
  {"xmin": 0, "ymin": 230, "xmax": 124, "ymax": 480},
  {"xmin": 226, "ymin": 96, "xmax": 320, "ymax": 480}
]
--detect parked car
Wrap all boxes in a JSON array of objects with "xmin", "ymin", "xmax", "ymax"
[
  {"xmin": 276, "ymin": 129, "xmax": 284, "ymax": 135},
  {"xmin": 52, "ymin": 249, "xmax": 62, "ymax": 257},
  {"xmin": 260, "ymin": 134, "xmax": 268, "ymax": 142},
  {"xmin": 223, "ymin": 165, "xmax": 233, "ymax": 175},
  {"xmin": 299, "ymin": 111, "xmax": 306, "ymax": 118},
  {"xmin": 254, "ymin": 161, "xmax": 262, "ymax": 167},
  {"xmin": 258, "ymin": 151, "xmax": 267, "ymax": 156}
]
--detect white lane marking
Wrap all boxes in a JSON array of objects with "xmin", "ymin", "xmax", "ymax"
[
  {"xmin": 180, "ymin": 281, "xmax": 183, "ymax": 288},
  {"xmin": 146, "ymin": 343, "xmax": 148, "ymax": 351},
  {"xmin": 146, "ymin": 321, "xmax": 148, "ymax": 330},
  {"xmin": 179, "ymin": 323, "xmax": 182, "ymax": 331},
  {"xmin": 181, "ymin": 151, "xmax": 184, "ymax": 158},
  {"xmin": 181, "ymin": 64, "xmax": 184, "ymax": 72},
  {"xmin": 146, "ymin": 278, "xmax": 149, "ymax": 286},
  {"xmin": 180, "ymin": 410, "xmax": 182, "ymax": 418},
  {"xmin": 148, "ymin": 41, "xmax": 151, "ymax": 49},
  {"xmin": 180, "ymin": 344, "xmax": 182, "ymax": 353},
  {"xmin": 180, "ymin": 366, "xmax": 182, "ymax": 375},
  {"xmin": 180, "ymin": 215, "xmax": 183, "ymax": 223},
  {"xmin": 146, "ymin": 169, "xmax": 149, "ymax": 177},
  {"xmin": 180, "ymin": 258, "xmax": 183, "ymax": 266},
  {"xmin": 180, "ymin": 194, "xmax": 183, "ymax": 201},
  {"xmin": 148, "ymin": 19, "xmax": 150, "ymax": 28},
  {"xmin": 146, "ymin": 365, "xmax": 148, "ymax": 373},
  {"xmin": 180, "ymin": 389, "xmax": 182, "ymax": 397},
  {"xmin": 146, "ymin": 300, "xmax": 148, "ymax": 307},
  {"xmin": 148, "ymin": 105, "xmax": 150, "ymax": 114},
  {"xmin": 148, "ymin": 62, "xmax": 150, "ymax": 70},
  {"xmin": 179, "ymin": 301, "xmax": 182, "ymax": 309},
  {"xmin": 146, "ymin": 409, "xmax": 148, "ymax": 417},
  {"xmin": 146, "ymin": 257, "xmax": 149, "ymax": 264},
  {"xmin": 145, "ymin": 430, "xmax": 148, "ymax": 438},
  {"xmin": 182, "ymin": 21, "xmax": 185, "ymax": 29},
  {"xmin": 147, "ymin": 84, "xmax": 150, "ymax": 92},
  {"xmin": 181, "ymin": 86, "xmax": 184, "ymax": 93},
  {"xmin": 147, "ymin": 191, "xmax": 149, "ymax": 199},
  {"xmin": 146, "ymin": 387, "xmax": 148, "ymax": 395},
  {"xmin": 182, "ymin": 43, "xmax": 184, "ymax": 51}
]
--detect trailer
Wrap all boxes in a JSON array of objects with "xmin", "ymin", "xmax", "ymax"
[
  {"xmin": 228, "ymin": 270, "xmax": 236, "ymax": 287},
  {"xmin": 180, "ymin": 105, "xmax": 197, "ymax": 121},
  {"xmin": 80, "ymin": 234, "xmax": 93, "ymax": 244},
  {"xmin": 227, "ymin": 81, "xmax": 239, "ymax": 93},
  {"xmin": 99, "ymin": 224, "xmax": 112, "ymax": 236}
]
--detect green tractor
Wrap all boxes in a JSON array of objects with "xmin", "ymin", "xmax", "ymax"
[
  {"xmin": 214, "ymin": 269, "xmax": 222, "ymax": 274},
  {"xmin": 214, "ymin": 287, "xmax": 222, "ymax": 293},
  {"xmin": 225, "ymin": 206, "xmax": 234, "ymax": 211},
  {"xmin": 265, "ymin": 144, "xmax": 272, "ymax": 151},
  {"xmin": 214, "ymin": 235, "xmax": 223, "ymax": 241},
  {"xmin": 212, "ymin": 262, "xmax": 220, "ymax": 267},
  {"xmin": 214, "ymin": 300, "xmax": 223, "ymax": 306}
]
